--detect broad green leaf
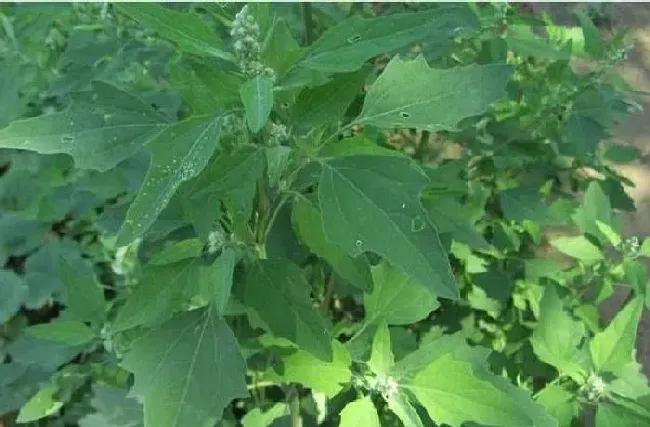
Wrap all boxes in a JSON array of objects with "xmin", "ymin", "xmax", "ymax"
[
  {"xmin": 530, "ymin": 285, "xmax": 587, "ymax": 379},
  {"xmin": 590, "ymin": 297, "xmax": 644, "ymax": 374},
  {"xmin": 261, "ymin": 18, "xmax": 301, "ymax": 78},
  {"xmin": 148, "ymin": 239, "xmax": 204, "ymax": 265},
  {"xmin": 60, "ymin": 257, "xmax": 105, "ymax": 324},
  {"xmin": 113, "ymin": 258, "xmax": 221, "ymax": 332},
  {"xmin": 356, "ymin": 56, "xmax": 513, "ymax": 131},
  {"xmin": 596, "ymin": 220, "xmax": 622, "ymax": 247},
  {"xmin": 262, "ymin": 340, "xmax": 351, "ymax": 397},
  {"xmin": 79, "ymin": 385, "xmax": 144, "ymax": 427},
  {"xmin": 318, "ymin": 155, "xmax": 457, "ymax": 299},
  {"xmin": 242, "ymin": 403, "xmax": 288, "ymax": 427},
  {"xmin": 0, "ymin": 270, "xmax": 28, "ymax": 323},
  {"xmin": 499, "ymin": 186, "xmax": 554, "ymax": 224},
  {"xmin": 0, "ymin": 82, "xmax": 169, "ymax": 171},
  {"xmin": 115, "ymin": 4, "xmax": 233, "ymax": 61},
  {"xmin": 170, "ymin": 59, "xmax": 243, "ymax": 115},
  {"xmin": 292, "ymin": 196, "xmax": 372, "ymax": 290},
  {"xmin": 199, "ymin": 247, "xmax": 237, "ymax": 315},
  {"xmin": 623, "ymin": 258, "xmax": 648, "ymax": 295},
  {"xmin": 364, "ymin": 261, "xmax": 440, "ymax": 326},
  {"xmin": 534, "ymin": 384, "xmax": 579, "ymax": 427},
  {"xmin": 368, "ymin": 322, "xmax": 394, "ymax": 376},
  {"xmin": 295, "ymin": 5, "xmax": 478, "ymax": 72},
  {"xmin": 391, "ymin": 333, "xmax": 467, "ymax": 382},
  {"xmin": 572, "ymin": 181, "xmax": 614, "ymax": 243},
  {"xmin": 406, "ymin": 351, "xmax": 555, "ymax": 427},
  {"xmin": 238, "ymin": 260, "xmax": 333, "ymax": 360},
  {"xmin": 562, "ymin": 113, "xmax": 605, "ymax": 158},
  {"xmin": 16, "ymin": 384, "xmax": 63, "ymax": 423},
  {"xmin": 603, "ymin": 143, "xmax": 642, "ymax": 164},
  {"xmin": 27, "ymin": 320, "xmax": 96, "ymax": 346},
  {"xmin": 387, "ymin": 394, "xmax": 424, "ymax": 427},
  {"xmin": 596, "ymin": 402, "xmax": 650, "ymax": 427},
  {"xmin": 575, "ymin": 11, "xmax": 604, "ymax": 58},
  {"xmin": 641, "ymin": 238, "xmax": 650, "ymax": 258},
  {"xmin": 318, "ymin": 135, "xmax": 403, "ymax": 159},
  {"xmin": 182, "ymin": 145, "xmax": 264, "ymax": 239},
  {"xmin": 240, "ymin": 76, "xmax": 274, "ymax": 133},
  {"xmin": 550, "ymin": 235, "xmax": 603, "ymax": 264},
  {"xmin": 506, "ymin": 25, "xmax": 569, "ymax": 60},
  {"xmin": 121, "ymin": 307, "xmax": 248, "ymax": 427},
  {"xmin": 117, "ymin": 115, "xmax": 223, "ymax": 246},
  {"xmin": 339, "ymin": 396, "xmax": 380, "ymax": 427},
  {"xmin": 610, "ymin": 362, "xmax": 650, "ymax": 400},
  {"xmin": 423, "ymin": 196, "xmax": 490, "ymax": 250},
  {"xmin": 291, "ymin": 68, "xmax": 368, "ymax": 132}
]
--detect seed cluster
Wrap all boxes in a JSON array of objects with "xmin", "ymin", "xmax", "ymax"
[{"xmin": 231, "ymin": 5, "xmax": 275, "ymax": 79}]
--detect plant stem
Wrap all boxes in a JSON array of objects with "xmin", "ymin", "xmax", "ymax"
[
  {"xmin": 320, "ymin": 273, "xmax": 336, "ymax": 312},
  {"xmin": 288, "ymin": 386, "xmax": 303, "ymax": 427},
  {"xmin": 301, "ymin": 3, "xmax": 314, "ymax": 46}
]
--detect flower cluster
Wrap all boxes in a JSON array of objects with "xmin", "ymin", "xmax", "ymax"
[
  {"xmin": 111, "ymin": 238, "xmax": 141, "ymax": 277},
  {"xmin": 268, "ymin": 122, "xmax": 290, "ymax": 146},
  {"xmin": 581, "ymin": 372, "xmax": 608, "ymax": 403},
  {"xmin": 207, "ymin": 225, "xmax": 226, "ymax": 255},
  {"xmin": 230, "ymin": 5, "xmax": 275, "ymax": 79},
  {"xmin": 624, "ymin": 236, "xmax": 640, "ymax": 255}
]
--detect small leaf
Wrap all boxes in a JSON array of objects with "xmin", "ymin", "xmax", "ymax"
[
  {"xmin": 79, "ymin": 385, "xmax": 144, "ymax": 427},
  {"xmin": 0, "ymin": 82, "xmax": 169, "ymax": 171},
  {"xmin": 603, "ymin": 143, "xmax": 642, "ymax": 164},
  {"xmin": 240, "ymin": 76, "xmax": 274, "ymax": 133},
  {"xmin": 596, "ymin": 220, "xmax": 622, "ymax": 247},
  {"xmin": 117, "ymin": 115, "xmax": 223, "ymax": 245},
  {"xmin": 575, "ymin": 11, "xmax": 604, "ymax": 58},
  {"xmin": 0, "ymin": 270, "xmax": 28, "ymax": 324},
  {"xmin": 506, "ymin": 25, "xmax": 569, "ymax": 60},
  {"xmin": 610, "ymin": 362, "xmax": 650, "ymax": 400},
  {"xmin": 27, "ymin": 320, "xmax": 96, "ymax": 346},
  {"xmin": 339, "ymin": 396, "xmax": 381, "ymax": 427},
  {"xmin": 590, "ymin": 297, "xmax": 644, "ymax": 374},
  {"xmin": 16, "ymin": 384, "xmax": 63, "ymax": 423},
  {"xmin": 291, "ymin": 68, "xmax": 368, "ymax": 132},
  {"xmin": 572, "ymin": 181, "xmax": 614, "ymax": 243},
  {"xmin": 263, "ymin": 341, "xmax": 351, "ymax": 397},
  {"xmin": 200, "ymin": 247, "xmax": 237, "ymax": 315},
  {"xmin": 356, "ymin": 56, "xmax": 513, "ymax": 131},
  {"xmin": 499, "ymin": 186, "xmax": 554, "ymax": 224},
  {"xmin": 530, "ymin": 285, "xmax": 587, "ymax": 379},
  {"xmin": 60, "ymin": 257, "xmax": 105, "ymax": 324},
  {"xmin": 623, "ymin": 258, "xmax": 648, "ymax": 295},
  {"xmin": 423, "ymin": 196, "xmax": 490, "ymax": 250},
  {"xmin": 295, "ymin": 5, "xmax": 478, "ymax": 72},
  {"xmin": 181, "ymin": 145, "xmax": 264, "ymax": 239},
  {"xmin": 148, "ymin": 239, "xmax": 204, "ymax": 265},
  {"xmin": 116, "ymin": 4, "xmax": 233, "ymax": 61},
  {"xmin": 596, "ymin": 402, "xmax": 650, "ymax": 427},
  {"xmin": 364, "ymin": 261, "xmax": 440, "ymax": 326},
  {"xmin": 121, "ymin": 307, "xmax": 248, "ymax": 427},
  {"xmin": 242, "ymin": 403, "xmax": 289, "ymax": 427},
  {"xmin": 238, "ymin": 260, "xmax": 333, "ymax": 360},
  {"xmin": 387, "ymin": 394, "xmax": 425, "ymax": 427},
  {"xmin": 368, "ymin": 321, "xmax": 394, "ymax": 376},
  {"xmin": 550, "ymin": 235, "xmax": 603, "ymax": 264},
  {"xmin": 534, "ymin": 384, "xmax": 579, "ymax": 427},
  {"xmin": 318, "ymin": 155, "xmax": 457, "ymax": 299},
  {"xmin": 292, "ymin": 196, "xmax": 372, "ymax": 290}
]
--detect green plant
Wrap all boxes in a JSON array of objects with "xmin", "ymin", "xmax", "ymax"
[{"xmin": 1, "ymin": 2, "xmax": 649, "ymax": 426}]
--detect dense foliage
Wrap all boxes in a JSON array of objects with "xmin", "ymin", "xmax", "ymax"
[{"xmin": 1, "ymin": 2, "xmax": 649, "ymax": 426}]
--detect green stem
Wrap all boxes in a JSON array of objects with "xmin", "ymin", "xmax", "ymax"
[
  {"xmin": 289, "ymin": 386, "xmax": 303, "ymax": 427},
  {"xmin": 301, "ymin": 3, "xmax": 314, "ymax": 46}
]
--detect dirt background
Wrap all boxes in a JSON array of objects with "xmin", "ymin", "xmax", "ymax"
[{"xmin": 529, "ymin": 3, "xmax": 650, "ymax": 378}]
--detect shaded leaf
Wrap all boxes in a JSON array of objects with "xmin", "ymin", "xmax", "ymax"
[
  {"xmin": 590, "ymin": 297, "xmax": 644, "ymax": 374},
  {"xmin": 79, "ymin": 384, "xmax": 144, "ymax": 427},
  {"xmin": 0, "ymin": 270, "xmax": 28, "ymax": 324},
  {"xmin": 423, "ymin": 196, "xmax": 490, "ymax": 250},
  {"xmin": 116, "ymin": 4, "xmax": 233, "ymax": 61},
  {"xmin": 356, "ymin": 56, "xmax": 513, "ymax": 131},
  {"xmin": 500, "ymin": 186, "xmax": 554, "ymax": 224},
  {"xmin": 121, "ymin": 307, "xmax": 248, "ymax": 427},
  {"xmin": 364, "ymin": 261, "xmax": 440, "ymax": 326},
  {"xmin": 60, "ymin": 257, "xmax": 105, "ymax": 324},
  {"xmin": 292, "ymin": 196, "xmax": 372, "ymax": 290},
  {"xmin": 238, "ymin": 260, "xmax": 332, "ymax": 360},
  {"xmin": 387, "ymin": 394, "xmax": 424, "ymax": 427},
  {"xmin": 27, "ymin": 320, "xmax": 96, "ymax": 346},
  {"xmin": 596, "ymin": 402, "xmax": 650, "ymax": 427}
]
